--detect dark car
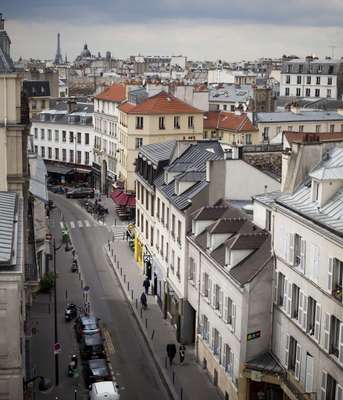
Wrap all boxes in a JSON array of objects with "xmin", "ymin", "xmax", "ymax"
[
  {"xmin": 66, "ymin": 187, "xmax": 94, "ymax": 199},
  {"xmin": 80, "ymin": 332, "xmax": 105, "ymax": 360},
  {"xmin": 82, "ymin": 358, "xmax": 112, "ymax": 386},
  {"xmin": 74, "ymin": 315, "xmax": 100, "ymax": 342}
]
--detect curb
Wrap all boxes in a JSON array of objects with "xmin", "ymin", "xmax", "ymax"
[{"xmin": 104, "ymin": 246, "xmax": 178, "ymax": 400}]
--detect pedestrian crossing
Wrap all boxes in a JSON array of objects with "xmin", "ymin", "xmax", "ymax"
[{"xmin": 59, "ymin": 220, "xmax": 113, "ymax": 232}]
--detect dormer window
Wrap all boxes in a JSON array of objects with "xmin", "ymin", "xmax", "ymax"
[
  {"xmin": 312, "ymin": 180, "xmax": 320, "ymax": 202},
  {"xmin": 206, "ymin": 232, "xmax": 211, "ymax": 249}
]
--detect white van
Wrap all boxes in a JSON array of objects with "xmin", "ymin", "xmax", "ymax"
[{"xmin": 89, "ymin": 381, "xmax": 120, "ymax": 400}]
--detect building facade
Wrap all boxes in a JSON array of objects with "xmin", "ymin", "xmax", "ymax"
[{"xmin": 280, "ymin": 58, "xmax": 343, "ymax": 100}]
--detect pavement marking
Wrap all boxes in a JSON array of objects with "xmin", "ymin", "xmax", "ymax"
[
  {"xmin": 70, "ymin": 221, "xmax": 75, "ymax": 229},
  {"xmin": 84, "ymin": 220, "xmax": 90, "ymax": 227},
  {"xmin": 78, "ymin": 220, "xmax": 83, "ymax": 228}
]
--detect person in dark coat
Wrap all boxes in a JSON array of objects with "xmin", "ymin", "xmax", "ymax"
[
  {"xmin": 143, "ymin": 277, "xmax": 150, "ymax": 295},
  {"xmin": 140, "ymin": 292, "xmax": 147, "ymax": 309},
  {"xmin": 166, "ymin": 343, "xmax": 177, "ymax": 366},
  {"xmin": 179, "ymin": 344, "xmax": 186, "ymax": 364}
]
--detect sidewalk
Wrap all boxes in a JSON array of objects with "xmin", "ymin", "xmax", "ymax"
[{"xmin": 101, "ymin": 197, "xmax": 222, "ymax": 400}]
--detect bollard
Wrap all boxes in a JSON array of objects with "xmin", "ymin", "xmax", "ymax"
[
  {"xmin": 114, "ymin": 254, "xmax": 116, "ymax": 262},
  {"xmin": 180, "ymin": 388, "xmax": 183, "ymax": 400},
  {"xmin": 48, "ymin": 303, "xmax": 51, "ymax": 314},
  {"xmin": 135, "ymin": 298, "xmax": 138, "ymax": 309},
  {"xmin": 81, "ymin": 279, "xmax": 83, "ymax": 289},
  {"xmin": 172, "ymin": 371, "xmax": 175, "ymax": 384},
  {"xmin": 108, "ymin": 240, "xmax": 110, "ymax": 250},
  {"xmin": 117, "ymin": 261, "xmax": 119, "ymax": 269},
  {"xmin": 151, "ymin": 330, "xmax": 155, "ymax": 340},
  {"xmin": 120, "ymin": 268, "xmax": 122, "ymax": 276},
  {"xmin": 111, "ymin": 249, "xmax": 114, "ymax": 257},
  {"xmin": 145, "ymin": 318, "xmax": 147, "ymax": 329},
  {"xmin": 65, "ymin": 289, "xmax": 68, "ymax": 301},
  {"xmin": 127, "ymin": 281, "xmax": 129, "ymax": 291},
  {"xmin": 165, "ymin": 357, "xmax": 167, "ymax": 369},
  {"xmin": 124, "ymin": 274, "xmax": 126, "ymax": 283},
  {"xmin": 140, "ymin": 308, "xmax": 143, "ymax": 319},
  {"xmin": 131, "ymin": 289, "xmax": 134, "ymax": 300}
]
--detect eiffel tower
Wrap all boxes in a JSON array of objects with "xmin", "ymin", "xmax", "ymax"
[{"xmin": 54, "ymin": 33, "xmax": 63, "ymax": 65}]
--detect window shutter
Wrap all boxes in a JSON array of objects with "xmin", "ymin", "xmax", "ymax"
[
  {"xmin": 231, "ymin": 303, "xmax": 236, "ymax": 333},
  {"xmin": 300, "ymin": 239, "xmax": 306, "ymax": 273},
  {"xmin": 223, "ymin": 344, "xmax": 227, "ymax": 370},
  {"xmin": 314, "ymin": 246, "xmax": 320, "ymax": 283},
  {"xmin": 211, "ymin": 327, "xmax": 215, "ymax": 350},
  {"xmin": 202, "ymin": 273, "xmax": 206, "ymax": 296},
  {"xmin": 302, "ymin": 295, "xmax": 308, "ymax": 331},
  {"xmin": 295, "ymin": 343, "xmax": 301, "ymax": 380},
  {"xmin": 336, "ymin": 385, "xmax": 343, "ymax": 400},
  {"xmin": 320, "ymin": 371, "xmax": 327, "ymax": 400},
  {"xmin": 298, "ymin": 291, "xmax": 304, "ymax": 326},
  {"xmin": 287, "ymin": 282, "xmax": 292, "ymax": 316},
  {"xmin": 283, "ymin": 278, "xmax": 288, "ymax": 311},
  {"xmin": 288, "ymin": 233, "xmax": 295, "ymax": 265},
  {"xmin": 305, "ymin": 354, "xmax": 314, "ymax": 393},
  {"xmin": 273, "ymin": 268, "xmax": 278, "ymax": 304},
  {"xmin": 218, "ymin": 334, "xmax": 222, "ymax": 364},
  {"xmin": 224, "ymin": 297, "xmax": 229, "ymax": 323},
  {"xmin": 324, "ymin": 313, "xmax": 330, "ymax": 352},
  {"xmin": 230, "ymin": 350, "xmax": 235, "ymax": 379},
  {"xmin": 328, "ymin": 257, "xmax": 333, "ymax": 292},
  {"xmin": 339, "ymin": 322, "xmax": 343, "ymax": 365},
  {"xmin": 212, "ymin": 284, "xmax": 217, "ymax": 308},
  {"xmin": 219, "ymin": 290, "xmax": 224, "ymax": 317},
  {"xmin": 208, "ymin": 279, "xmax": 212, "ymax": 303},
  {"xmin": 314, "ymin": 303, "xmax": 321, "ymax": 342},
  {"xmin": 284, "ymin": 334, "xmax": 290, "ymax": 368}
]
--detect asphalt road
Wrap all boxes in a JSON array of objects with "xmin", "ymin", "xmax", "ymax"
[{"xmin": 49, "ymin": 193, "xmax": 170, "ymax": 400}]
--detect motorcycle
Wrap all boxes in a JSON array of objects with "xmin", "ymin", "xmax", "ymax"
[
  {"xmin": 65, "ymin": 304, "xmax": 78, "ymax": 322},
  {"xmin": 71, "ymin": 259, "xmax": 78, "ymax": 273}
]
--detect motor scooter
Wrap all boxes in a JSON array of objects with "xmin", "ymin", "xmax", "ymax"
[
  {"xmin": 65, "ymin": 303, "xmax": 77, "ymax": 322},
  {"xmin": 71, "ymin": 259, "xmax": 78, "ymax": 273}
]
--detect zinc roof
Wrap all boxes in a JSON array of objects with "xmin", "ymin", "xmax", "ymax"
[{"xmin": 0, "ymin": 192, "xmax": 17, "ymax": 265}]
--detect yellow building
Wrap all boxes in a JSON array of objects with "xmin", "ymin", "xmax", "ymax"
[
  {"xmin": 117, "ymin": 91, "xmax": 204, "ymax": 191},
  {"xmin": 204, "ymin": 110, "xmax": 259, "ymax": 145}
]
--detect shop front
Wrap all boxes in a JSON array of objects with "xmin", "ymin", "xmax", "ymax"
[
  {"xmin": 92, "ymin": 162, "xmax": 101, "ymax": 190},
  {"xmin": 165, "ymin": 282, "xmax": 182, "ymax": 341},
  {"xmin": 134, "ymin": 236, "xmax": 144, "ymax": 269}
]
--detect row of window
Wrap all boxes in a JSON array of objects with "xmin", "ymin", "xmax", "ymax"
[
  {"xmin": 285, "ymin": 75, "xmax": 333, "ymax": 85},
  {"xmin": 200, "ymin": 315, "xmax": 236, "ymax": 384},
  {"xmin": 284, "ymin": 87, "xmax": 333, "ymax": 98},
  {"xmin": 277, "ymin": 271, "xmax": 343, "ymax": 365},
  {"xmin": 34, "ymin": 146, "xmax": 90, "ymax": 164},
  {"xmin": 34, "ymin": 128, "xmax": 90, "ymax": 145},
  {"xmin": 135, "ymin": 115, "xmax": 195, "ymax": 130},
  {"xmin": 285, "ymin": 63, "xmax": 334, "ymax": 74},
  {"xmin": 263, "ymin": 124, "xmax": 341, "ymax": 140},
  {"xmin": 94, "ymin": 117, "xmax": 117, "ymax": 137}
]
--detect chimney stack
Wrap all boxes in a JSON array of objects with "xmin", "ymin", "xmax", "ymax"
[
  {"xmin": 67, "ymin": 99, "xmax": 77, "ymax": 114},
  {"xmin": 0, "ymin": 14, "xmax": 4, "ymax": 30}
]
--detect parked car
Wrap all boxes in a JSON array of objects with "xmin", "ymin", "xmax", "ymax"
[
  {"xmin": 83, "ymin": 358, "xmax": 111, "ymax": 386},
  {"xmin": 66, "ymin": 187, "xmax": 94, "ymax": 199},
  {"xmin": 80, "ymin": 332, "xmax": 105, "ymax": 360},
  {"xmin": 89, "ymin": 382, "xmax": 120, "ymax": 400},
  {"xmin": 74, "ymin": 315, "xmax": 100, "ymax": 342}
]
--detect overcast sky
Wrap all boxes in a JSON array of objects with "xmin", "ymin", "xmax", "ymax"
[{"xmin": 2, "ymin": 0, "xmax": 343, "ymax": 61}]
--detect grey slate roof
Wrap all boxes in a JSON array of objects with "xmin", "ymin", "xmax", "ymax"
[
  {"xmin": 256, "ymin": 111, "xmax": 343, "ymax": 124},
  {"xmin": 246, "ymin": 351, "xmax": 283, "ymax": 373},
  {"xmin": 277, "ymin": 147, "xmax": 343, "ymax": 236},
  {"xmin": 253, "ymin": 191, "xmax": 282, "ymax": 207},
  {"xmin": 0, "ymin": 192, "xmax": 17, "ymax": 265},
  {"xmin": 281, "ymin": 59, "xmax": 342, "ymax": 75},
  {"xmin": 139, "ymin": 140, "xmax": 176, "ymax": 165},
  {"xmin": 276, "ymin": 96, "xmax": 343, "ymax": 112},
  {"xmin": 0, "ymin": 31, "xmax": 15, "ymax": 73},
  {"xmin": 209, "ymin": 84, "xmax": 253, "ymax": 103}
]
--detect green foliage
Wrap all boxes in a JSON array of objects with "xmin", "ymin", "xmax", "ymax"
[{"xmin": 39, "ymin": 272, "xmax": 56, "ymax": 292}]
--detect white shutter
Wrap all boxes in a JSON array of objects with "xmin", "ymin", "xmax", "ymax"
[
  {"xmin": 288, "ymin": 233, "xmax": 295, "ymax": 265},
  {"xmin": 300, "ymin": 239, "xmax": 306, "ymax": 273},
  {"xmin": 314, "ymin": 245, "xmax": 320, "ymax": 284},
  {"xmin": 231, "ymin": 303, "xmax": 236, "ymax": 333},
  {"xmin": 284, "ymin": 334, "xmax": 290, "ymax": 368},
  {"xmin": 219, "ymin": 290, "xmax": 224, "ymax": 317},
  {"xmin": 320, "ymin": 371, "xmax": 327, "ymax": 400},
  {"xmin": 283, "ymin": 278, "xmax": 288, "ymax": 311},
  {"xmin": 305, "ymin": 354, "xmax": 314, "ymax": 393},
  {"xmin": 208, "ymin": 278, "xmax": 212, "ymax": 302},
  {"xmin": 295, "ymin": 343, "xmax": 301, "ymax": 380},
  {"xmin": 336, "ymin": 385, "xmax": 343, "ymax": 400},
  {"xmin": 314, "ymin": 303, "xmax": 321, "ymax": 342},
  {"xmin": 218, "ymin": 334, "xmax": 222, "ymax": 364},
  {"xmin": 273, "ymin": 268, "xmax": 278, "ymax": 304},
  {"xmin": 224, "ymin": 296, "xmax": 229, "ymax": 323},
  {"xmin": 339, "ymin": 322, "xmax": 343, "ymax": 365},
  {"xmin": 302, "ymin": 295, "xmax": 308, "ymax": 331},
  {"xmin": 287, "ymin": 282, "xmax": 292, "ymax": 316},
  {"xmin": 324, "ymin": 313, "xmax": 330, "ymax": 352},
  {"xmin": 222, "ymin": 344, "xmax": 227, "ymax": 370},
  {"xmin": 211, "ymin": 327, "xmax": 215, "ymax": 350},
  {"xmin": 230, "ymin": 350, "xmax": 235, "ymax": 380},
  {"xmin": 298, "ymin": 291, "xmax": 304, "ymax": 326},
  {"xmin": 202, "ymin": 273, "xmax": 206, "ymax": 295},
  {"xmin": 212, "ymin": 284, "xmax": 217, "ymax": 308},
  {"xmin": 328, "ymin": 257, "xmax": 333, "ymax": 292}
]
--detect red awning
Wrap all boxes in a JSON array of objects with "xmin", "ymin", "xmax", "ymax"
[
  {"xmin": 111, "ymin": 190, "xmax": 123, "ymax": 202},
  {"xmin": 115, "ymin": 192, "xmax": 129, "ymax": 206},
  {"xmin": 127, "ymin": 195, "xmax": 136, "ymax": 208}
]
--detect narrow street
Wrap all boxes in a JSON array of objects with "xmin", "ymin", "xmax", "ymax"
[{"xmin": 30, "ymin": 192, "xmax": 170, "ymax": 400}]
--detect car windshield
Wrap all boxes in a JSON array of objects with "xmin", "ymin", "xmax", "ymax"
[{"xmin": 85, "ymin": 323, "xmax": 98, "ymax": 330}]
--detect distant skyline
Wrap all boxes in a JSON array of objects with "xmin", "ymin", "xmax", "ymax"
[{"xmin": 2, "ymin": 0, "xmax": 343, "ymax": 62}]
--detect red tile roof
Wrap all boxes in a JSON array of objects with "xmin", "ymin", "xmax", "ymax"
[
  {"xmin": 96, "ymin": 84, "xmax": 126, "ymax": 102},
  {"xmin": 118, "ymin": 91, "xmax": 203, "ymax": 115},
  {"xmin": 284, "ymin": 131, "xmax": 343, "ymax": 144},
  {"xmin": 118, "ymin": 102, "xmax": 136, "ymax": 113},
  {"xmin": 204, "ymin": 111, "xmax": 258, "ymax": 132}
]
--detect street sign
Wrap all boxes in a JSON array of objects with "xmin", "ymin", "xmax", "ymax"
[
  {"xmin": 46, "ymin": 233, "xmax": 53, "ymax": 241},
  {"xmin": 54, "ymin": 342, "xmax": 61, "ymax": 354}
]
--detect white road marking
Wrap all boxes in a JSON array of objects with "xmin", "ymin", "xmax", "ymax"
[
  {"xmin": 70, "ymin": 221, "xmax": 75, "ymax": 229},
  {"xmin": 78, "ymin": 220, "xmax": 83, "ymax": 228},
  {"xmin": 84, "ymin": 220, "xmax": 90, "ymax": 227}
]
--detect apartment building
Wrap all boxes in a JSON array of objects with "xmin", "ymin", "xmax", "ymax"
[
  {"xmin": 117, "ymin": 91, "xmax": 204, "ymax": 191},
  {"xmin": 31, "ymin": 99, "xmax": 94, "ymax": 169},
  {"xmin": 204, "ymin": 111, "xmax": 259, "ymax": 145},
  {"xmin": 187, "ymin": 205, "xmax": 273, "ymax": 400},
  {"xmin": 93, "ymin": 83, "xmax": 126, "ymax": 192},
  {"xmin": 256, "ymin": 108, "xmax": 343, "ymax": 143},
  {"xmin": 280, "ymin": 58, "xmax": 343, "ymax": 100},
  {"xmin": 253, "ymin": 136, "xmax": 343, "ymax": 400}
]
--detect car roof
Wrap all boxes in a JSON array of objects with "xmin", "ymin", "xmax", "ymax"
[
  {"xmin": 88, "ymin": 359, "xmax": 108, "ymax": 376},
  {"xmin": 80, "ymin": 315, "xmax": 97, "ymax": 324},
  {"xmin": 94, "ymin": 381, "xmax": 118, "ymax": 394},
  {"xmin": 84, "ymin": 332, "xmax": 102, "ymax": 345}
]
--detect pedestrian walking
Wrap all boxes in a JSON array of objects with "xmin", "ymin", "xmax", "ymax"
[
  {"xmin": 143, "ymin": 277, "xmax": 150, "ymax": 295},
  {"xmin": 166, "ymin": 343, "xmax": 177, "ymax": 366},
  {"xmin": 140, "ymin": 292, "xmax": 147, "ymax": 310},
  {"xmin": 179, "ymin": 344, "xmax": 186, "ymax": 364}
]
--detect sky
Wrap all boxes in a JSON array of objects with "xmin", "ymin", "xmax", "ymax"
[{"xmin": 2, "ymin": 0, "xmax": 343, "ymax": 62}]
